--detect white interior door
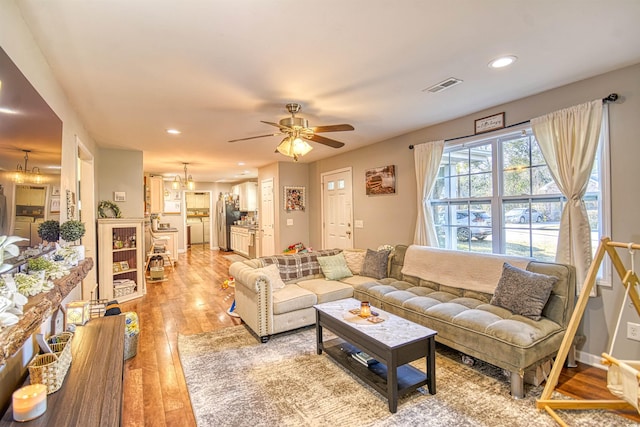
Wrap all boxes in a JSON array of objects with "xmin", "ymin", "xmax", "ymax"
[
  {"xmin": 260, "ymin": 178, "xmax": 275, "ymax": 256},
  {"xmin": 77, "ymin": 137, "xmax": 97, "ymax": 298},
  {"xmin": 322, "ymin": 168, "xmax": 353, "ymax": 249}
]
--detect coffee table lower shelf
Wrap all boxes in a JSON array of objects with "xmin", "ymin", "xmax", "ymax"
[{"xmin": 323, "ymin": 338, "xmax": 429, "ymax": 400}]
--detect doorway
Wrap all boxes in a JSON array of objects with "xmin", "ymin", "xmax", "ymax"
[
  {"xmin": 260, "ymin": 178, "xmax": 275, "ymax": 256},
  {"xmin": 321, "ymin": 168, "xmax": 353, "ymax": 249},
  {"xmin": 183, "ymin": 190, "xmax": 213, "ymax": 250}
]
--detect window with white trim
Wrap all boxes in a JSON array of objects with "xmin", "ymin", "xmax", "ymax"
[{"xmin": 431, "ymin": 124, "xmax": 610, "ymax": 267}]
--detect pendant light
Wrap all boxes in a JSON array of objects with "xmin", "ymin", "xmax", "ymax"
[
  {"xmin": 171, "ymin": 163, "xmax": 195, "ymax": 190},
  {"xmin": 13, "ymin": 150, "xmax": 42, "ymax": 184}
]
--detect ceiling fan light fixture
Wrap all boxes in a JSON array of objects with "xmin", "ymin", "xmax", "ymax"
[{"xmin": 276, "ymin": 136, "xmax": 313, "ymax": 161}]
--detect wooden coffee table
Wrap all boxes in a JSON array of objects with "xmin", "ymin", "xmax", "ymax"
[{"xmin": 314, "ymin": 298, "xmax": 437, "ymax": 413}]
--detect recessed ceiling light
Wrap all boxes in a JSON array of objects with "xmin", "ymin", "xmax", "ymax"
[
  {"xmin": 166, "ymin": 128, "xmax": 181, "ymax": 135},
  {"xmin": 489, "ymin": 56, "xmax": 517, "ymax": 69},
  {"xmin": 238, "ymin": 162, "xmax": 245, "ymax": 166}
]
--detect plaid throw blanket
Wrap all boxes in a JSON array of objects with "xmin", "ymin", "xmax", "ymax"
[{"xmin": 260, "ymin": 249, "xmax": 341, "ymax": 281}]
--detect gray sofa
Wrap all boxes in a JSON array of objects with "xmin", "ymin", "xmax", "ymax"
[{"xmin": 229, "ymin": 244, "xmax": 576, "ymax": 398}]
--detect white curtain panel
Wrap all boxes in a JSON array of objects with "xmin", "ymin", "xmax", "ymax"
[
  {"xmin": 531, "ymin": 100, "xmax": 603, "ymax": 295},
  {"xmin": 413, "ymin": 140, "xmax": 444, "ymax": 246}
]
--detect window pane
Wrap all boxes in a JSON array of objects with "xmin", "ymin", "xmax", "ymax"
[
  {"xmin": 433, "ymin": 177, "xmax": 448, "ymax": 199},
  {"xmin": 503, "ymin": 169, "xmax": 531, "ymax": 196},
  {"xmin": 452, "ymin": 150, "xmax": 469, "ymax": 175},
  {"xmin": 469, "ymin": 144, "xmax": 492, "ymax": 174},
  {"xmin": 451, "ymin": 175, "xmax": 470, "ymax": 198},
  {"xmin": 470, "ymin": 173, "xmax": 492, "ymax": 198},
  {"xmin": 532, "ymin": 165, "xmax": 556, "ymax": 195},
  {"xmin": 502, "ymin": 137, "xmax": 530, "ymax": 170},
  {"xmin": 531, "ymin": 139, "xmax": 546, "ymax": 166}
]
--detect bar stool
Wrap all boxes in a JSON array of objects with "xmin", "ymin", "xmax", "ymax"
[{"xmin": 144, "ymin": 231, "xmax": 175, "ymax": 274}]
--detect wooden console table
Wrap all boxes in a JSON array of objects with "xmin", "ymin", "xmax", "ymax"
[{"xmin": 0, "ymin": 316, "xmax": 125, "ymax": 426}]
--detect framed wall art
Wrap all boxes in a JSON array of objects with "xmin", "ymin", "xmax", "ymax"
[
  {"xmin": 474, "ymin": 112, "xmax": 505, "ymax": 134},
  {"xmin": 365, "ymin": 165, "xmax": 396, "ymax": 196},
  {"xmin": 284, "ymin": 186, "xmax": 305, "ymax": 212},
  {"xmin": 50, "ymin": 197, "xmax": 60, "ymax": 214}
]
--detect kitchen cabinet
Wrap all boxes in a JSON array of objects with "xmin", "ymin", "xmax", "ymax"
[
  {"xmin": 234, "ymin": 182, "xmax": 257, "ymax": 211},
  {"xmin": 230, "ymin": 226, "xmax": 250, "ymax": 257},
  {"xmin": 15, "ymin": 185, "xmax": 46, "ymax": 206},
  {"xmin": 149, "ymin": 176, "xmax": 164, "ymax": 214},
  {"xmin": 98, "ymin": 218, "xmax": 145, "ymax": 302}
]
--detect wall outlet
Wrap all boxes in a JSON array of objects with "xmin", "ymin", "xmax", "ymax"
[
  {"xmin": 355, "ymin": 220, "xmax": 364, "ymax": 228},
  {"xmin": 627, "ymin": 322, "xmax": 640, "ymax": 341},
  {"xmin": 286, "ymin": 218, "xmax": 293, "ymax": 226}
]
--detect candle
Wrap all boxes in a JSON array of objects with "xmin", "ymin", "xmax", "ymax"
[
  {"xmin": 359, "ymin": 301, "xmax": 372, "ymax": 318},
  {"xmin": 12, "ymin": 384, "xmax": 47, "ymax": 422}
]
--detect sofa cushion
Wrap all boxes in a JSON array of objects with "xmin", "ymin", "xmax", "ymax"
[
  {"xmin": 490, "ymin": 262, "xmax": 557, "ymax": 321},
  {"xmin": 361, "ymin": 249, "xmax": 390, "ymax": 279},
  {"xmin": 255, "ymin": 263, "xmax": 286, "ymax": 289},
  {"xmin": 342, "ymin": 248, "xmax": 367, "ymax": 275},
  {"xmin": 260, "ymin": 249, "xmax": 341, "ymax": 281},
  {"xmin": 297, "ymin": 279, "xmax": 354, "ymax": 304},
  {"xmin": 317, "ymin": 253, "xmax": 353, "ymax": 280},
  {"xmin": 272, "ymin": 285, "xmax": 317, "ymax": 315}
]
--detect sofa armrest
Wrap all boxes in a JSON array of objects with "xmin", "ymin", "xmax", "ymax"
[
  {"xmin": 229, "ymin": 261, "xmax": 275, "ymax": 338},
  {"xmin": 230, "ymin": 261, "xmax": 271, "ymax": 294}
]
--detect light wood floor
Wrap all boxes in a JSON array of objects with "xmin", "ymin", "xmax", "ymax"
[{"xmin": 120, "ymin": 246, "xmax": 640, "ymax": 426}]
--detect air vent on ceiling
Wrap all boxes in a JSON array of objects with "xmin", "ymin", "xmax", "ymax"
[{"xmin": 423, "ymin": 77, "xmax": 463, "ymax": 93}]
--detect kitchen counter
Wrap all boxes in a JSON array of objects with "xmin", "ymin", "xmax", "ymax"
[
  {"xmin": 155, "ymin": 227, "xmax": 178, "ymax": 232},
  {"xmin": 231, "ymin": 224, "xmax": 258, "ymax": 231}
]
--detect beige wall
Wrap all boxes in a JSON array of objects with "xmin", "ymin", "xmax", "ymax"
[
  {"xmin": 310, "ymin": 63, "xmax": 640, "ymax": 361},
  {"xmin": 97, "ymin": 148, "xmax": 145, "ymax": 218},
  {"xmin": 0, "ymin": 0, "xmax": 99, "ymax": 409}
]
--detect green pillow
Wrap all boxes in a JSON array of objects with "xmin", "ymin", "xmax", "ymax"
[{"xmin": 317, "ymin": 253, "xmax": 353, "ymax": 280}]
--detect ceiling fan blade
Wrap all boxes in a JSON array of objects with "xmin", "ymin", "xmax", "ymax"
[
  {"xmin": 228, "ymin": 132, "xmax": 283, "ymax": 143},
  {"xmin": 306, "ymin": 134, "xmax": 345, "ymax": 148},
  {"xmin": 260, "ymin": 120, "xmax": 295, "ymax": 132},
  {"xmin": 312, "ymin": 124, "xmax": 355, "ymax": 133}
]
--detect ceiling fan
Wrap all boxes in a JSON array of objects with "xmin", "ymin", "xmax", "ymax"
[{"xmin": 228, "ymin": 103, "xmax": 354, "ymax": 161}]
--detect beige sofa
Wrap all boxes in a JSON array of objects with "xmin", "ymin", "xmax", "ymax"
[
  {"xmin": 229, "ymin": 245, "xmax": 575, "ymax": 398},
  {"xmin": 229, "ymin": 249, "xmax": 378, "ymax": 343}
]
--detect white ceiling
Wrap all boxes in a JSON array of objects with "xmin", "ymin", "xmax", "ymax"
[{"xmin": 14, "ymin": 0, "xmax": 640, "ymax": 183}]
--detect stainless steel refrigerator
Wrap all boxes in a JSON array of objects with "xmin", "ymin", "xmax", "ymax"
[{"xmin": 216, "ymin": 199, "xmax": 242, "ymax": 251}]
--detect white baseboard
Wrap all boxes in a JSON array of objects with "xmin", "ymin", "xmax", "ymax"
[{"xmin": 575, "ymin": 350, "xmax": 607, "ymax": 370}]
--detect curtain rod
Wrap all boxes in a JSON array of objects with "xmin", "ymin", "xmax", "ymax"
[{"xmin": 408, "ymin": 93, "xmax": 618, "ymax": 150}]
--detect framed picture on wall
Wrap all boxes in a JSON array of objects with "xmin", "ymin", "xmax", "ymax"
[
  {"xmin": 365, "ymin": 165, "xmax": 396, "ymax": 195},
  {"xmin": 50, "ymin": 197, "xmax": 60, "ymax": 213},
  {"xmin": 284, "ymin": 186, "xmax": 305, "ymax": 212}
]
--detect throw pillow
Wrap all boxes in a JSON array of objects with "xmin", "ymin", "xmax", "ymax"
[
  {"xmin": 317, "ymin": 253, "xmax": 353, "ymax": 280},
  {"xmin": 361, "ymin": 249, "xmax": 390, "ymax": 280},
  {"xmin": 342, "ymin": 248, "xmax": 367, "ymax": 275},
  {"xmin": 255, "ymin": 263, "xmax": 286, "ymax": 290},
  {"xmin": 490, "ymin": 262, "xmax": 557, "ymax": 320}
]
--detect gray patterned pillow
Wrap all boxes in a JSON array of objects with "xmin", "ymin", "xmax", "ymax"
[
  {"xmin": 490, "ymin": 263, "xmax": 557, "ymax": 320},
  {"xmin": 361, "ymin": 249, "xmax": 390, "ymax": 280}
]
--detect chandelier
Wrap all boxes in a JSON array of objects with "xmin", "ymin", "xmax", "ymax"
[
  {"xmin": 14, "ymin": 150, "xmax": 42, "ymax": 184},
  {"xmin": 276, "ymin": 133, "xmax": 313, "ymax": 162},
  {"xmin": 172, "ymin": 163, "xmax": 195, "ymax": 190}
]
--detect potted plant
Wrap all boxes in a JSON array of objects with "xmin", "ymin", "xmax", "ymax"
[
  {"xmin": 37, "ymin": 220, "xmax": 60, "ymax": 246},
  {"xmin": 59, "ymin": 220, "xmax": 87, "ymax": 261}
]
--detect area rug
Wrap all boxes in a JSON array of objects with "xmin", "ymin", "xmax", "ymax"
[
  {"xmin": 223, "ymin": 254, "xmax": 248, "ymax": 263},
  {"xmin": 178, "ymin": 326, "xmax": 634, "ymax": 427}
]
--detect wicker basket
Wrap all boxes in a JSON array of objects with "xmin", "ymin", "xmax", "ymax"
[
  {"xmin": 29, "ymin": 332, "xmax": 73, "ymax": 394},
  {"xmin": 114, "ymin": 282, "xmax": 136, "ymax": 297}
]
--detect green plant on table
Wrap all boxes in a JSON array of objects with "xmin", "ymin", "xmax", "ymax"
[
  {"xmin": 60, "ymin": 220, "xmax": 86, "ymax": 244},
  {"xmin": 37, "ymin": 220, "xmax": 60, "ymax": 244}
]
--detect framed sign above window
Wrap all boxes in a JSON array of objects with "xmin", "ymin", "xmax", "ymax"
[{"xmin": 474, "ymin": 112, "xmax": 505, "ymax": 134}]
